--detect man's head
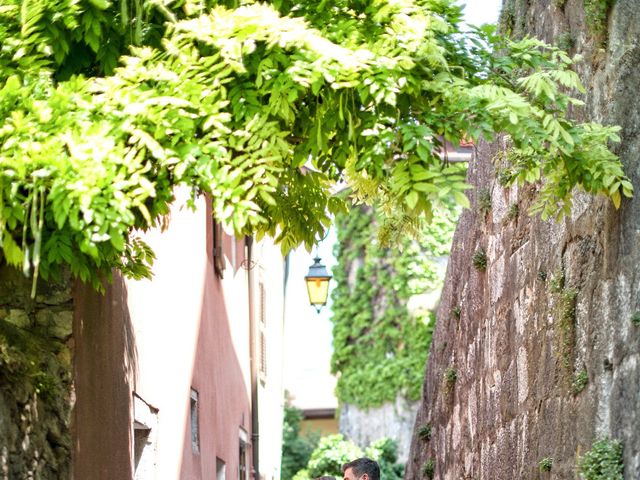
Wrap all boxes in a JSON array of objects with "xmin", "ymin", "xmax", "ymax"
[{"xmin": 342, "ymin": 458, "xmax": 380, "ymax": 480}]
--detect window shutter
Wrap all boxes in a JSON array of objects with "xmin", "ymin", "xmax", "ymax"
[{"xmin": 258, "ymin": 282, "xmax": 267, "ymax": 381}]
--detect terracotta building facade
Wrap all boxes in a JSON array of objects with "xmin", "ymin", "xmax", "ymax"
[{"xmin": 72, "ymin": 189, "xmax": 286, "ymax": 480}]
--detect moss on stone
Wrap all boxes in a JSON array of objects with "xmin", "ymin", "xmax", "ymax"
[
  {"xmin": 443, "ymin": 367, "xmax": 458, "ymax": 396},
  {"xmin": 477, "ymin": 187, "xmax": 492, "ymax": 215},
  {"xmin": 572, "ymin": 368, "xmax": 589, "ymax": 395},
  {"xmin": 472, "ymin": 248, "xmax": 487, "ymax": 272},
  {"xmin": 539, "ymin": 457, "xmax": 553, "ymax": 472},
  {"xmin": 418, "ymin": 423, "xmax": 432, "ymax": 441},
  {"xmin": 584, "ymin": 0, "xmax": 615, "ymax": 42},
  {"xmin": 422, "ymin": 459, "xmax": 435, "ymax": 479},
  {"xmin": 557, "ymin": 288, "xmax": 577, "ymax": 371}
]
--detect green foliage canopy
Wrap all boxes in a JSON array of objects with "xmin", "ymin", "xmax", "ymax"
[{"xmin": 0, "ymin": 0, "xmax": 632, "ymax": 291}]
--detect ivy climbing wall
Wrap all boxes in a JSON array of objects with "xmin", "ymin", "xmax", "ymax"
[
  {"xmin": 406, "ymin": 1, "xmax": 640, "ymax": 478},
  {"xmin": 331, "ymin": 205, "xmax": 458, "ymax": 461}
]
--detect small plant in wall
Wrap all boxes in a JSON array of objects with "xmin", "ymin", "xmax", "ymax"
[
  {"xmin": 472, "ymin": 248, "xmax": 488, "ymax": 272},
  {"xmin": 477, "ymin": 187, "xmax": 492, "ymax": 215},
  {"xmin": 537, "ymin": 269, "xmax": 548, "ymax": 282},
  {"xmin": 584, "ymin": 0, "xmax": 615, "ymax": 41},
  {"xmin": 451, "ymin": 306, "xmax": 461, "ymax": 319},
  {"xmin": 497, "ymin": 167, "xmax": 514, "ymax": 187},
  {"xmin": 557, "ymin": 287, "xmax": 578, "ymax": 370},
  {"xmin": 556, "ymin": 31, "xmax": 576, "ymax": 51},
  {"xmin": 549, "ymin": 269, "xmax": 565, "ymax": 293},
  {"xmin": 578, "ymin": 438, "xmax": 624, "ymax": 480},
  {"xmin": 498, "ymin": 4, "xmax": 516, "ymax": 36},
  {"xmin": 422, "ymin": 459, "xmax": 436, "ymax": 479},
  {"xmin": 572, "ymin": 369, "xmax": 589, "ymax": 395},
  {"xmin": 445, "ymin": 368, "xmax": 458, "ymax": 384},
  {"xmin": 539, "ymin": 457, "xmax": 553, "ymax": 472},
  {"xmin": 418, "ymin": 423, "xmax": 432, "ymax": 441},
  {"xmin": 631, "ymin": 311, "xmax": 640, "ymax": 326},
  {"xmin": 443, "ymin": 367, "xmax": 458, "ymax": 396}
]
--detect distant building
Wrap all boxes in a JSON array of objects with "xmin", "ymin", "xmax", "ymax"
[
  {"xmin": 72, "ymin": 189, "xmax": 287, "ymax": 480},
  {"xmin": 282, "ymin": 241, "xmax": 339, "ymax": 439}
]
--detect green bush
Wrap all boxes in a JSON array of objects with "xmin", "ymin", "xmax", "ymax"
[
  {"xmin": 364, "ymin": 438, "xmax": 404, "ymax": 480},
  {"xmin": 578, "ymin": 438, "xmax": 624, "ymax": 480},
  {"xmin": 294, "ymin": 435, "xmax": 404, "ymax": 480},
  {"xmin": 306, "ymin": 435, "xmax": 363, "ymax": 479},
  {"xmin": 281, "ymin": 404, "xmax": 320, "ymax": 480}
]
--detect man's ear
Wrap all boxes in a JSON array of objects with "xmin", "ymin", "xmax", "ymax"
[{"xmin": 361, "ymin": 475, "xmax": 369, "ymax": 480}]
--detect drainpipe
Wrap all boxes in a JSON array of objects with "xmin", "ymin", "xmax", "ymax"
[{"xmin": 246, "ymin": 236, "xmax": 260, "ymax": 480}]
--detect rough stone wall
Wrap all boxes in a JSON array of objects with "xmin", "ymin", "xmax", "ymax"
[
  {"xmin": 0, "ymin": 266, "xmax": 74, "ymax": 479},
  {"xmin": 340, "ymin": 397, "xmax": 418, "ymax": 463},
  {"xmin": 406, "ymin": 1, "xmax": 640, "ymax": 479}
]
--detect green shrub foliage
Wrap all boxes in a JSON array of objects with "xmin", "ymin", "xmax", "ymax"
[
  {"xmin": 578, "ymin": 438, "xmax": 624, "ymax": 480},
  {"xmin": 281, "ymin": 404, "xmax": 320, "ymax": 480},
  {"xmin": 293, "ymin": 435, "xmax": 403, "ymax": 480},
  {"xmin": 302, "ymin": 434, "xmax": 364, "ymax": 479},
  {"xmin": 0, "ymin": 0, "xmax": 632, "ymax": 293},
  {"xmin": 330, "ymin": 204, "xmax": 458, "ymax": 407}
]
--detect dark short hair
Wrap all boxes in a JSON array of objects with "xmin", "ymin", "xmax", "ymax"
[{"xmin": 342, "ymin": 458, "xmax": 380, "ymax": 480}]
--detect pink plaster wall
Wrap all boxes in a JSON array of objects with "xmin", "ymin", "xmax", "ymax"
[{"xmin": 73, "ymin": 191, "xmax": 253, "ymax": 480}]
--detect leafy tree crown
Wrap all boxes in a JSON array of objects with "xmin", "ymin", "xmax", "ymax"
[{"xmin": 0, "ymin": 0, "xmax": 632, "ymax": 291}]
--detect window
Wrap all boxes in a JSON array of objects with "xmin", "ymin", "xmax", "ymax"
[
  {"xmin": 259, "ymin": 331, "xmax": 267, "ymax": 380},
  {"xmin": 258, "ymin": 282, "xmax": 267, "ymax": 382},
  {"xmin": 239, "ymin": 429, "xmax": 248, "ymax": 480},
  {"xmin": 133, "ymin": 394, "xmax": 158, "ymax": 480},
  {"xmin": 259, "ymin": 282, "xmax": 266, "ymax": 326},
  {"xmin": 238, "ymin": 441, "xmax": 247, "ymax": 480},
  {"xmin": 190, "ymin": 388, "xmax": 199, "ymax": 453},
  {"xmin": 216, "ymin": 458, "xmax": 226, "ymax": 480}
]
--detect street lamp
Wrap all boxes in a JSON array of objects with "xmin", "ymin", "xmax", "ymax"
[{"xmin": 304, "ymin": 256, "xmax": 332, "ymax": 313}]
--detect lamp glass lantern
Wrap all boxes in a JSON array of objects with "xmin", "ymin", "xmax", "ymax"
[{"xmin": 304, "ymin": 256, "xmax": 332, "ymax": 312}]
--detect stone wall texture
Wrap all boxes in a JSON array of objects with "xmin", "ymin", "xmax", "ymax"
[
  {"xmin": 406, "ymin": 1, "xmax": 640, "ymax": 479},
  {"xmin": 0, "ymin": 266, "xmax": 74, "ymax": 479},
  {"xmin": 340, "ymin": 397, "xmax": 418, "ymax": 464}
]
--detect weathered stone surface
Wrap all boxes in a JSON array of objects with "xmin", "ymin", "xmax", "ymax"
[
  {"xmin": 340, "ymin": 396, "xmax": 419, "ymax": 463},
  {"xmin": 0, "ymin": 264, "xmax": 74, "ymax": 480},
  {"xmin": 406, "ymin": 1, "xmax": 640, "ymax": 478},
  {"xmin": 4, "ymin": 309, "xmax": 31, "ymax": 329},
  {"xmin": 36, "ymin": 309, "xmax": 73, "ymax": 340}
]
